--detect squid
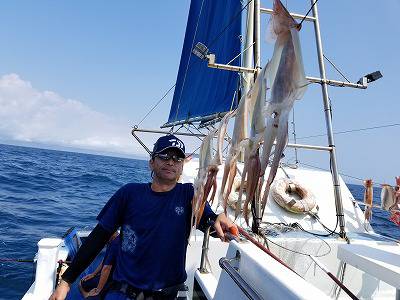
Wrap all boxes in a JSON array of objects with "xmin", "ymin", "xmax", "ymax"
[
  {"xmin": 259, "ymin": 0, "xmax": 308, "ymax": 212},
  {"xmin": 204, "ymin": 110, "xmax": 236, "ymax": 206},
  {"xmin": 363, "ymin": 179, "xmax": 373, "ymax": 222},
  {"xmin": 192, "ymin": 129, "xmax": 216, "ymax": 227},
  {"xmin": 380, "ymin": 184, "xmax": 395, "ymax": 211},
  {"xmin": 395, "ymin": 176, "xmax": 400, "ymax": 208},
  {"xmin": 237, "ymin": 66, "xmax": 268, "ymax": 224},
  {"xmin": 193, "ymin": 111, "xmax": 237, "ymax": 226},
  {"xmin": 219, "ymin": 93, "xmax": 249, "ymax": 213},
  {"xmin": 389, "ymin": 177, "xmax": 400, "ymax": 225}
]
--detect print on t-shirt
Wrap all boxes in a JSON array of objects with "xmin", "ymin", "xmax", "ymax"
[{"xmin": 122, "ymin": 225, "xmax": 137, "ymax": 254}]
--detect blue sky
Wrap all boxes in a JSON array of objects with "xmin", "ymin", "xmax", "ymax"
[{"xmin": 0, "ymin": 0, "xmax": 399, "ymax": 185}]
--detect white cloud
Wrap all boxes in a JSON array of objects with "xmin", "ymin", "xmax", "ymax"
[{"xmin": 0, "ymin": 73, "xmax": 145, "ymax": 156}]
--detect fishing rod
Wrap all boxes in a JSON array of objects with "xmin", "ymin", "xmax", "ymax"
[
  {"xmin": 0, "ymin": 258, "xmax": 35, "ymax": 263},
  {"xmin": 0, "ymin": 258, "xmax": 72, "ymax": 264},
  {"xmin": 237, "ymin": 226, "xmax": 359, "ymax": 300}
]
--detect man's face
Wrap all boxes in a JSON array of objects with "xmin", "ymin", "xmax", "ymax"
[{"xmin": 149, "ymin": 148, "xmax": 184, "ymax": 183}]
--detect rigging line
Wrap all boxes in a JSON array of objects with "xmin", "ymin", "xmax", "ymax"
[
  {"xmin": 291, "ymin": 107, "xmax": 299, "ymax": 164},
  {"xmin": 323, "ymin": 54, "xmax": 350, "ymax": 83},
  {"xmin": 174, "ymin": 0, "xmax": 250, "ymax": 124},
  {"xmin": 297, "ymin": 123, "xmax": 400, "ymax": 140},
  {"xmin": 172, "ymin": 124, "xmax": 185, "ymax": 135},
  {"xmin": 190, "ymin": 123, "xmax": 208, "ymax": 139},
  {"xmin": 259, "ymin": 230, "xmax": 331, "ymax": 257},
  {"xmin": 298, "ymin": 162, "xmax": 387, "ymax": 186},
  {"xmin": 226, "ymin": 42, "xmax": 256, "ymax": 66},
  {"xmin": 298, "ymin": 0, "xmax": 320, "ymax": 28},
  {"xmin": 208, "ymin": 0, "xmax": 253, "ymax": 48},
  {"xmin": 174, "ymin": 0, "xmax": 206, "ymax": 122},
  {"xmin": 136, "ymin": 83, "xmax": 176, "ymax": 126}
]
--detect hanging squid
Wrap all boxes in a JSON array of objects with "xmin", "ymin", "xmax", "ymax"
[
  {"xmin": 237, "ymin": 66, "xmax": 268, "ymax": 223},
  {"xmin": 192, "ymin": 129, "xmax": 216, "ymax": 227},
  {"xmin": 363, "ymin": 179, "xmax": 373, "ymax": 222},
  {"xmin": 389, "ymin": 176, "xmax": 400, "ymax": 226},
  {"xmin": 219, "ymin": 93, "xmax": 249, "ymax": 213},
  {"xmin": 203, "ymin": 110, "xmax": 236, "ymax": 207},
  {"xmin": 259, "ymin": 0, "xmax": 308, "ymax": 212}
]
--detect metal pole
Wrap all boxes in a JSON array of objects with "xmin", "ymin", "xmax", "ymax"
[
  {"xmin": 242, "ymin": 0, "xmax": 254, "ymax": 143},
  {"xmin": 253, "ymin": 0, "xmax": 262, "ymax": 233},
  {"xmin": 199, "ymin": 225, "xmax": 211, "ymax": 273},
  {"xmin": 219, "ymin": 255, "xmax": 263, "ymax": 300},
  {"xmin": 254, "ymin": 0, "xmax": 261, "ymax": 71},
  {"xmin": 311, "ymin": 0, "xmax": 346, "ymax": 237},
  {"xmin": 243, "ymin": 0, "xmax": 254, "ymax": 86}
]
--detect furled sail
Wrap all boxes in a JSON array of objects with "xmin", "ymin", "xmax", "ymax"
[{"xmin": 166, "ymin": 0, "xmax": 242, "ymax": 126}]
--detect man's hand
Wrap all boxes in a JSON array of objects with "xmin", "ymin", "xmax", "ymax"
[
  {"xmin": 49, "ymin": 279, "xmax": 70, "ymax": 300},
  {"xmin": 87, "ymin": 287, "xmax": 101, "ymax": 297},
  {"xmin": 213, "ymin": 213, "xmax": 238, "ymax": 241},
  {"xmin": 81, "ymin": 273, "xmax": 95, "ymax": 282}
]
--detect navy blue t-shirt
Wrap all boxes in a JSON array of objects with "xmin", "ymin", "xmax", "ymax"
[{"xmin": 96, "ymin": 182, "xmax": 217, "ymax": 291}]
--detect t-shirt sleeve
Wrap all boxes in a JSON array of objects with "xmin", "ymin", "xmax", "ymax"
[
  {"xmin": 199, "ymin": 201, "xmax": 218, "ymax": 228},
  {"xmin": 97, "ymin": 186, "xmax": 127, "ymax": 233}
]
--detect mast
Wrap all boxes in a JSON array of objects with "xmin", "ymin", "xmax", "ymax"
[
  {"xmin": 242, "ymin": 0, "xmax": 254, "ymax": 96},
  {"xmin": 241, "ymin": 0, "xmax": 254, "ymax": 157},
  {"xmin": 252, "ymin": 0, "xmax": 262, "ymax": 232},
  {"xmin": 311, "ymin": 0, "xmax": 346, "ymax": 237},
  {"xmin": 254, "ymin": 0, "xmax": 261, "ymax": 72}
]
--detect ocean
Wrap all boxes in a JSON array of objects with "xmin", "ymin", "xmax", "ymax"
[{"xmin": 0, "ymin": 143, "xmax": 398, "ymax": 300}]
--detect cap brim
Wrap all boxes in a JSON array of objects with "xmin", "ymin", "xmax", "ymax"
[{"xmin": 154, "ymin": 146, "xmax": 186, "ymax": 158}]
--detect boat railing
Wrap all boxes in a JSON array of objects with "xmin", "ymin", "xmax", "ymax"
[
  {"xmin": 197, "ymin": 222, "xmax": 263, "ymax": 300},
  {"xmin": 219, "ymin": 251, "xmax": 263, "ymax": 300}
]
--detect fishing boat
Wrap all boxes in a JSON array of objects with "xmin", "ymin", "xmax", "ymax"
[{"xmin": 23, "ymin": 0, "xmax": 400, "ymax": 299}]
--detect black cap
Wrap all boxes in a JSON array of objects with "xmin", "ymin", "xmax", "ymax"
[{"xmin": 152, "ymin": 135, "xmax": 185, "ymax": 158}]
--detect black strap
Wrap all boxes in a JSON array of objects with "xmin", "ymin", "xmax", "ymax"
[{"xmin": 110, "ymin": 281, "xmax": 187, "ymax": 299}]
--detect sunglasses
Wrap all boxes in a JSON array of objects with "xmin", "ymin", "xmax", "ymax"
[{"xmin": 154, "ymin": 153, "xmax": 184, "ymax": 163}]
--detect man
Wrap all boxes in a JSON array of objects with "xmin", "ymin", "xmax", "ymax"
[
  {"xmin": 50, "ymin": 134, "xmax": 237, "ymax": 300},
  {"xmin": 79, "ymin": 232, "xmax": 119, "ymax": 299}
]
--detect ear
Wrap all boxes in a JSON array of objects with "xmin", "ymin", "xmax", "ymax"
[{"xmin": 149, "ymin": 159, "xmax": 154, "ymax": 171}]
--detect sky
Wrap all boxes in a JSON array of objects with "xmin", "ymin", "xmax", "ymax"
[{"xmin": 0, "ymin": 0, "xmax": 399, "ymax": 185}]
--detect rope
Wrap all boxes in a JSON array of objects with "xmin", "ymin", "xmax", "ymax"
[
  {"xmin": 297, "ymin": 123, "xmax": 400, "ymax": 140},
  {"xmin": 136, "ymin": 84, "xmax": 176, "ymax": 126},
  {"xmin": 238, "ymin": 226, "xmax": 359, "ymax": 299},
  {"xmin": 259, "ymin": 223, "xmax": 332, "ymax": 256},
  {"xmin": 298, "ymin": 0, "xmax": 320, "ymax": 28},
  {"xmin": 208, "ymin": 0, "xmax": 253, "ymax": 48},
  {"xmin": 298, "ymin": 162, "xmax": 387, "ymax": 187},
  {"xmin": 174, "ymin": 0, "xmax": 206, "ymax": 122},
  {"xmin": 174, "ymin": 0, "xmax": 251, "ymax": 123},
  {"xmin": 226, "ymin": 42, "xmax": 255, "ymax": 66},
  {"xmin": 238, "ymin": 226, "xmax": 297, "ymax": 273},
  {"xmin": 323, "ymin": 54, "xmax": 350, "ymax": 83}
]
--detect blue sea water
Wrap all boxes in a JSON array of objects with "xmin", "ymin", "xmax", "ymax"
[{"xmin": 0, "ymin": 143, "xmax": 398, "ymax": 299}]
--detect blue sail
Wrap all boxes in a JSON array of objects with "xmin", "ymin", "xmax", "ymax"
[{"xmin": 166, "ymin": 0, "xmax": 242, "ymax": 126}]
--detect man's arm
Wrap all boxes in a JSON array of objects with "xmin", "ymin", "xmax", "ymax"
[
  {"xmin": 49, "ymin": 224, "xmax": 113, "ymax": 300},
  {"xmin": 81, "ymin": 259, "xmax": 103, "ymax": 282},
  {"xmin": 87, "ymin": 264, "xmax": 112, "ymax": 297}
]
